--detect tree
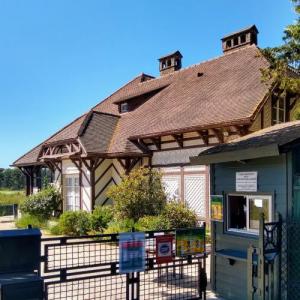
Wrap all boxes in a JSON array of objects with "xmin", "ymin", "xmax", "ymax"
[
  {"xmin": 106, "ymin": 167, "xmax": 167, "ymax": 221},
  {"xmin": 0, "ymin": 168, "xmax": 25, "ymax": 190},
  {"xmin": 261, "ymin": 0, "xmax": 300, "ymax": 118}
]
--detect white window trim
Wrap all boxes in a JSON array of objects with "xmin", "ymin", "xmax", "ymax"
[
  {"xmin": 64, "ymin": 174, "xmax": 80, "ymax": 211},
  {"xmin": 226, "ymin": 194, "xmax": 272, "ymax": 235}
]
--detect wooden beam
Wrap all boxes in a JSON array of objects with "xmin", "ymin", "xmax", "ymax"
[
  {"xmin": 130, "ymin": 139, "xmax": 151, "ymax": 153},
  {"xmin": 211, "ymin": 129, "xmax": 224, "ymax": 143},
  {"xmin": 150, "ymin": 137, "xmax": 161, "ymax": 150},
  {"xmin": 197, "ymin": 130, "xmax": 209, "ymax": 146},
  {"xmin": 172, "ymin": 134, "xmax": 183, "ymax": 148}
]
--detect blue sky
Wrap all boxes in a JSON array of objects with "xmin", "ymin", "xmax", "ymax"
[{"xmin": 0, "ymin": 0, "xmax": 295, "ymax": 168}]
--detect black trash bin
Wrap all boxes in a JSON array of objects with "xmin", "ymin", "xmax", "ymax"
[{"xmin": 0, "ymin": 228, "xmax": 43, "ymax": 300}]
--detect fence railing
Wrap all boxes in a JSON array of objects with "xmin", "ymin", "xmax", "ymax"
[{"xmin": 41, "ymin": 228, "xmax": 207, "ymax": 300}]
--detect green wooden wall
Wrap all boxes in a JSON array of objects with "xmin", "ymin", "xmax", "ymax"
[{"xmin": 210, "ymin": 154, "xmax": 290, "ymax": 300}]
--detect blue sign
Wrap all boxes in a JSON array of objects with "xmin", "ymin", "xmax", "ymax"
[{"xmin": 119, "ymin": 232, "xmax": 145, "ymax": 274}]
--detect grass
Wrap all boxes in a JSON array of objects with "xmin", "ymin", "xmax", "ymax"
[{"xmin": 0, "ymin": 189, "xmax": 25, "ymax": 205}]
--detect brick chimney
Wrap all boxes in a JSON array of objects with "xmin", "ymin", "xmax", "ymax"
[
  {"xmin": 221, "ymin": 25, "xmax": 258, "ymax": 53},
  {"xmin": 158, "ymin": 51, "xmax": 183, "ymax": 75}
]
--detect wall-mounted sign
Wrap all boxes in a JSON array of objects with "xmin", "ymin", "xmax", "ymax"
[
  {"xmin": 176, "ymin": 228, "xmax": 205, "ymax": 257},
  {"xmin": 156, "ymin": 235, "xmax": 173, "ymax": 264},
  {"xmin": 211, "ymin": 195, "xmax": 223, "ymax": 222},
  {"xmin": 119, "ymin": 232, "xmax": 145, "ymax": 274},
  {"xmin": 236, "ymin": 171, "xmax": 257, "ymax": 192}
]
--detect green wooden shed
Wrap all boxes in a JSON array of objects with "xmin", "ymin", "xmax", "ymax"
[{"xmin": 191, "ymin": 120, "xmax": 300, "ymax": 300}]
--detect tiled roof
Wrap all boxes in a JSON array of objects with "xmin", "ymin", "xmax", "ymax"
[
  {"xmin": 13, "ymin": 45, "xmax": 272, "ymax": 166},
  {"xmin": 194, "ymin": 120, "xmax": 300, "ymax": 158}
]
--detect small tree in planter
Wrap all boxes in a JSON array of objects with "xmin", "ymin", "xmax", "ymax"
[{"xmin": 106, "ymin": 167, "xmax": 167, "ymax": 222}]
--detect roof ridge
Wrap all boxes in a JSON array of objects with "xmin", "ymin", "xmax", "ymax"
[{"xmin": 138, "ymin": 45, "xmax": 259, "ymax": 84}]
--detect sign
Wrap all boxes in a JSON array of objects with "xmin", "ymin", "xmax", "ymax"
[
  {"xmin": 119, "ymin": 232, "xmax": 145, "ymax": 274},
  {"xmin": 156, "ymin": 235, "xmax": 173, "ymax": 264},
  {"xmin": 236, "ymin": 171, "xmax": 257, "ymax": 192},
  {"xmin": 176, "ymin": 228, "xmax": 205, "ymax": 257},
  {"xmin": 211, "ymin": 195, "xmax": 223, "ymax": 222}
]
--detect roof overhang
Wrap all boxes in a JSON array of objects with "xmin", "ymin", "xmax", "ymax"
[{"xmin": 190, "ymin": 143, "xmax": 280, "ymax": 165}]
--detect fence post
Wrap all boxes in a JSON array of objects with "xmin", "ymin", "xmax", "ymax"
[
  {"xmin": 126, "ymin": 272, "xmax": 140, "ymax": 300},
  {"xmin": 257, "ymin": 213, "xmax": 265, "ymax": 300}
]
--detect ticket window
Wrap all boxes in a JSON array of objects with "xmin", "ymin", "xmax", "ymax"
[{"xmin": 227, "ymin": 194, "xmax": 272, "ymax": 234}]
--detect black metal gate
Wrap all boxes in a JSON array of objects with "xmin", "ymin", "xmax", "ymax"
[{"xmin": 41, "ymin": 229, "xmax": 207, "ymax": 300}]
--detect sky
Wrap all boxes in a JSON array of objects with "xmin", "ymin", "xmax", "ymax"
[{"xmin": 0, "ymin": 0, "xmax": 296, "ymax": 168}]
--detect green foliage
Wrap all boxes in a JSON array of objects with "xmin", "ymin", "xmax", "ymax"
[
  {"xmin": 106, "ymin": 167, "xmax": 167, "ymax": 221},
  {"xmin": 90, "ymin": 205, "xmax": 114, "ymax": 233},
  {"xmin": 103, "ymin": 218, "xmax": 135, "ymax": 234},
  {"xmin": 261, "ymin": 0, "xmax": 300, "ymax": 101},
  {"xmin": 15, "ymin": 214, "xmax": 47, "ymax": 229},
  {"xmin": 0, "ymin": 168, "xmax": 25, "ymax": 190},
  {"xmin": 55, "ymin": 211, "xmax": 91, "ymax": 236},
  {"xmin": 20, "ymin": 185, "xmax": 62, "ymax": 219},
  {"xmin": 135, "ymin": 215, "xmax": 167, "ymax": 231},
  {"xmin": 0, "ymin": 190, "xmax": 25, "ymax": 205},
  {"xmin": 162, "ymin": 201, "xmax": 198, "ymax": 229}
]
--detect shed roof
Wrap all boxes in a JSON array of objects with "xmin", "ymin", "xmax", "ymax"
[{"xmin": 191, "ymin": 121, "xmax": 300, "ymax": 164}]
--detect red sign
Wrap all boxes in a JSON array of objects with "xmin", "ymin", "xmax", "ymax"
[{"xmin": 156, "ymin": 235, "xmax": 173, "ymax": 264}]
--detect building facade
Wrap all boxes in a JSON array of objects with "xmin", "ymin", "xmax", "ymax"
[{"xmin": 13, "ymin": 25, "xmax": 298, "ymax": 221}]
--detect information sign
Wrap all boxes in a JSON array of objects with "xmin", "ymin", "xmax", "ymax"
[
  {"xmin": 176, "ymin": 228, "xmax": 205, "ymax": 257},
  {"xmin": 156, "ymin": 235, "xmax": 173, "ymax": 264},
  {"xmin": 211, "ymin": 195, "xmax": 223, "ymax": 222},
  {"xmin": 119, "ymin": 232, "xmax": 145, "ymax": 273}
]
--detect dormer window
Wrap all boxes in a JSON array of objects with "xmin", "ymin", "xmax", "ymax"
[{"xmin": 120, "ymin": 102, "xmax": 129, "ymax": 113}]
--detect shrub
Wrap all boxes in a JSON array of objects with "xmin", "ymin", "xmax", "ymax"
[
  {"xmin": 20, "ymin": 185, "xmax": 62, "ymax": 219},
  {"xmin": 106, "ymin": 167, "xmax": 167, "ymax": 221},
  {"xmin": 56, "ymin": 211, "xmax": 91, "ymax": 236},
  {"xmin": 90, "ymin": 206, "xmax": 114, "ymax": 233},
  {"xmin": 103, "ymin": 218, "xmax": 135, "ymax": 234},
  {"xmin": 15, "ymin": 214, "xmax": 47, "ymax": 229},
  {"xmin": 135, "ymin": 215, "xmax": 167, "ymax": 231},
  {"xmin": 162, "ymin": 201, "xmax": 198, "ymax": 229}
]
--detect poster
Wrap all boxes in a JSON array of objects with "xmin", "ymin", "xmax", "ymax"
[
  {"xmin": 211, "ymin": 195, "xmax": 223, "ymax": 222},
  {"xmin": 119, "ymin": 232, "xmax": 145, "ymax": 274},
  {"xmin": 156, "ymin": 235, "xmax": 173, "ymax": 264},
  {"xmin": 176, "ymin": 228, "xmax": 205, "ymax": 257}
]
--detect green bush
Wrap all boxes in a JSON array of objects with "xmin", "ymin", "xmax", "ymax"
[
  {"xmin": 103, "ymin": 218, "xmax": 135, "ymax": 234},
  {"xmin": 55, "ymin": 211, "xmax": 91, "ymax": 236},
  {"xmin": 162, "ymin": 201, "xmax": 198, "ymax": 229},
  {"xmin": 135, "ymin": 215, "xmax": 167, "ymax": 231},
  {"xmin": 15, "ymin": 214, "xmax": 47, "ymax": 229},
  {"xmin": 106, "ymin": 167, "xmax": 167, "ymax": 221},
  {"xmin": 20, "ymin": 185, "xmax": 62, "ymax": 219},
  {"xmin": 90, "ymin": 205, "xmax": 114, "ymax": 233}
]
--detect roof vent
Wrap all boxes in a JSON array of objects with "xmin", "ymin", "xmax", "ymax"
[
  {"xmin": 221, "ymin": 25, "xmax": 258, "ymax": 53},
  {"xmin": 158, "ymin": 51, "xmax": 182, "ymax": 76}
]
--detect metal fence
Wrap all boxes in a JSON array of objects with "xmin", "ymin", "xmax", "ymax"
[{"xmin": 41, "ymin": 229, "xmax": 207, "ymax": 300}]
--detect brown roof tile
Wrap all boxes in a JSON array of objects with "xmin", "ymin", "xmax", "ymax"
[{"xmin": 13, "ymin": 45, "xmax": 272, "ymax": 165}]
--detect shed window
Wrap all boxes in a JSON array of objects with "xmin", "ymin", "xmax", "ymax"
[
  {"xmin": 272, "ymin": 95, "xmax": 286, "ymax": 124},
  {"xmin": 227, "ymin": 194, "xmax": 272, "ymax": 233}
]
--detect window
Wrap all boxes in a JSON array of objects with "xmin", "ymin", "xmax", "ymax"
[
  {"xmin": 226, "ymin": 40, "xmax": 232, "ymax": 48},
  {"xmin": 272, "ymin": 95, "xmax": 286, "ymax": 124},
  {"xmin": 227, "ymin": 194, "xmax": 272, "ymax": 234},
  {"xmin": 240, "ymin": 34, "xmax": 246, "ymax": 43},
  {"xmin": 64, "ymin": 174, "xmax": 80, "ymax": 211},
  {"xmin": 233, "ymin": 37, "xmax": 239, "ymax": 46},
  {"xmin": 120, "ymin": 102, "xmax": 129, "ymax": 113}
]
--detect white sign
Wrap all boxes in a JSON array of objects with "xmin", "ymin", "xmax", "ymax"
[{"xmin": 236, "ymin": 172, "xmax": 257, "ymax": 192}]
